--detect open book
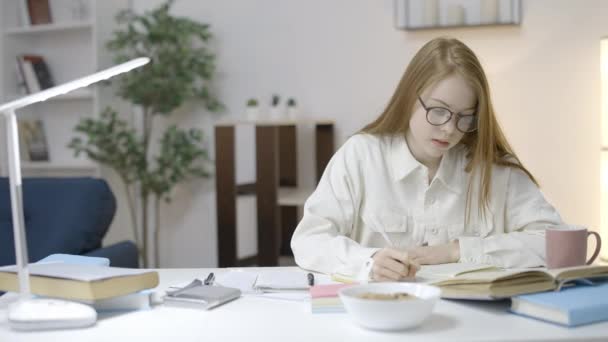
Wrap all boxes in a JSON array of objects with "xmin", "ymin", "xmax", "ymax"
[{"xmin": 425, "ymin": 264, "xmax": 608, "ymax": 300}]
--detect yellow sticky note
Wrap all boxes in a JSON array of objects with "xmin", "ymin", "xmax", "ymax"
[{"xmin": 330, "ymin": 273, "xmax": 357, "ymax": 284}]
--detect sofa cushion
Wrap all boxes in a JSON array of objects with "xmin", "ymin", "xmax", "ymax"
[{"xmin": 0, "ymin": 177, "xmax": 116, "ymax": 266}]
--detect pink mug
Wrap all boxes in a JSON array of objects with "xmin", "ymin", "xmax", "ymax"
[{"xmin": 545, "ymin": 225, "xmax": 602, "ymax": 269}]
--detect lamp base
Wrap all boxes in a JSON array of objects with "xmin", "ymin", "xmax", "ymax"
[{"xmin": 8, "ymin": 298, "xmax": 97, "ymax": 331}]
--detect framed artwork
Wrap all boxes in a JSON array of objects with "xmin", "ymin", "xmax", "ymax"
[{"xmin": 394, "ymin": 0, "xmax": 521, "ymax": 30}]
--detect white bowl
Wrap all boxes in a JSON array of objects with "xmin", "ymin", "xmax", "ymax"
[{"xmin": 339, "ymin": 282, "xmax": 440, "ymax": 331}]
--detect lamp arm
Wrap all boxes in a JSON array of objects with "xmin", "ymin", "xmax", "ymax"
[{"xmin": 4, "ymin": 109, "xmax": 30, "ymax": 296}]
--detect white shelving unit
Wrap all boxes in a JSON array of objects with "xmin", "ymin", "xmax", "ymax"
[{"xmin": 0, "ymin": 0, "xmax": 128, "ymax": 177}]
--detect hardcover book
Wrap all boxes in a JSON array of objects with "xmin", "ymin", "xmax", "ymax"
[
  {"xmin": 21, "ymin": 54, "xmax": 55, "ymax": 90},
  {"xmin": 510, "ymin": 281, "xmax": 608, "ymax": 327},
  {"xmin": 0, "ymin": 263, "xmax": 159, "ymax": 302},
  {"xmin": 26, "ymin": 0, "xmax": 52, "ymax": 25}
]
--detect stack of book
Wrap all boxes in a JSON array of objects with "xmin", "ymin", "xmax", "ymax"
[
  {"xmin": 310, "ymin": 283, "xmax": 353, "ymax": 314},
  {"xmin": 0, "ymin": 263, "xmax": 159, "ymax": 304},
  {"xmin": 417, "ymin": 263, "xmax": 608, "ymax": 327}
]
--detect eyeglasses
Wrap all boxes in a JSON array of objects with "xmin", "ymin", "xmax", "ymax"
[{"xmin": 418, "ymin": 96, "xmax": 477, "ymax": 133}]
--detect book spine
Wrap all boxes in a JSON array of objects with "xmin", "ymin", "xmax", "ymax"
[
  {"xmin": 20, "ymin": 59, "xmax": 41, "ymax": 93},
  {"xmin": 15, "ymin": 58, "xmax": 29, "ymax": 94},
  {"xmin": 31, "ymin": 59, "xmax": 54, "ymax": 89},
  {"xmin": 19, "ymin": 0, "xmax": 31, "ymax": 26},
  {"xmin": 27, "ymin": 0, "xmax": 53, "ymax": 25},
  {"xmin": 27, "ymin": 120, "xmax": 49, "ymax": 161},
  {"xmin": 90, "ymin": 291, "xmax": 152, "ymax": 312}
]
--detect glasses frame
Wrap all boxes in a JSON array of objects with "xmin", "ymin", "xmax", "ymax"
[{"xmin": 418, "ymin": 96, "xmax": 478, "ymax": 133}]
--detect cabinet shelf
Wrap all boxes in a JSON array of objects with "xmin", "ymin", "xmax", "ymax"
[
  {"xmin": 278, "ymin": 186, "xmax": 314, "ymax": 206},
  {"xmin": 4, "ymin": 21, "xmax": 93, "ymax": 35},
  {"xmin": 21, "ymin": 162, "xmax": 97, "ymax": 172}
]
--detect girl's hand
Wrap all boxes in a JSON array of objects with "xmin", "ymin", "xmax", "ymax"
[
  {"xmin": 407, "ymin": 241, "xmax": 460, "ymax": 265},
  {"xmin": 371, "ymin": 248, "xmax": 420, "ymax": 282}
]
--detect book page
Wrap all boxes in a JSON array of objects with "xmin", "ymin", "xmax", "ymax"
[
  {"xmin": 0, "ymin": 263, "xmax": 152, "ymax": 282},
  {"xmin": 416, "ymin": 263, "xmax": 498, "ymax": 282},
  {"xmin": 431, "ymin": 269, "xmax": 553, "ymax": 285},
  {"xmin": 547, "ymin": 264, "xmax": 608, "ymax": 282}
]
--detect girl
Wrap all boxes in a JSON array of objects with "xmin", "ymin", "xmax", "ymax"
[{"xmin": 291, "ymin": 37, "xmax": 562, "ymax": 282}]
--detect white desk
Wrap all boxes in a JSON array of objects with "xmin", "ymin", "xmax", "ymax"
[{"xmin": 1, "ymin": 267, "xmax": 607, "ymax": 342}]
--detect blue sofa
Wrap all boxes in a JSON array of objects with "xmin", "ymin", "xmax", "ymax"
[{"xmin": 0, "ymin": 177, "xmax": 138, "ymax": 268}]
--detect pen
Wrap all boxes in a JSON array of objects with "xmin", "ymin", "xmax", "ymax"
[
  {"xmin": 204, "ymin": 272, "xmax": 215, "ymax": 286},
  {"xmin": 166, "ymin": 278, "xmax": 202, "ymax": 296},
  {"xmin": 307, "ymin": 273, "xmax": 315, "ymax": 286}
]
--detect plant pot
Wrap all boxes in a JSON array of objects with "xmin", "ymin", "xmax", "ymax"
[{"xmin": 246, "ymin": 106, "xmax": 260, "ymax": 121}]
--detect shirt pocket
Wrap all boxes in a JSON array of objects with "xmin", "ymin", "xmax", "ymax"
[
  {"xmin": 450, "ymin": 220, "xmax": 494, "ymax": 239},
  {"xmin": 447, "ymin": 223, "xmax": 465, "ymax": 241},
  {"xmin": 361, "ymin": 209, "xmax": 408, "ymax": 232},
  {"xmin": 360, "ymin": 209, "xmax": 409, "ymax": 246}
]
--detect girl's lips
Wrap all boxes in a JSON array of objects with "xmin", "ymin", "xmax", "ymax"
[{"xmin": 432, "ymin": 139, "xmax": 449, "ymax": 148}]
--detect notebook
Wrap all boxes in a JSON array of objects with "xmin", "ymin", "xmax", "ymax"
[
  {"xmin": 254, "ymin": 270, "xmax": 312, "ymax": 292},
  {"xmin": 163, "ymin": 285, "xmax": 241, "ymax": 310},
  {"xmin": 37, "ymin": 254, "xmax": 110, "ymax": 267},
  {"xmin": 510, "ymin": 280, "xmax": 608, "ymax": 327}
]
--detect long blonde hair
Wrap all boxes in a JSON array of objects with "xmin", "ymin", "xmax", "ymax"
[{"xmin": 360, "ymin": 37, "xmax": 536, "ymax": 220}]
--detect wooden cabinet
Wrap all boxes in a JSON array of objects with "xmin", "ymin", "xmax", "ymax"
[{"xmin": 215, "ymin": 120, "xmax": 334, "ymax": 267}]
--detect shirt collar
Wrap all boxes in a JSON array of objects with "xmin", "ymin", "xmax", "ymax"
[
  {"xmin": 388, "ymin": 135, "xmax": 422, "ymax": 182},
  {"xmin": 434, "ymin": 145, "xmax": 465, "ymax": 195},
  {"xmin": 388, "ymin": 135, "xmax": 466, "ymax": 194}
]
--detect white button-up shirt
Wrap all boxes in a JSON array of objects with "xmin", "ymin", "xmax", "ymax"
[{"xmin": 291, "ymin": 134, "xmax": 562, "ymax": 277}]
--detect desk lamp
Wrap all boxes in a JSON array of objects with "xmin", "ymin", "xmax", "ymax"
[{"xmin": 0, "ymin": 57, "xmax": 150, "ymax": 330}]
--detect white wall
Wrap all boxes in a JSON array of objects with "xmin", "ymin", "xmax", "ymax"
[{"xmin": 103, "ymin": 0, "xmax": 607, "ymax": 267}]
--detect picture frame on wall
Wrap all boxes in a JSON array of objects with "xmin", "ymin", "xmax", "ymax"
[{"xmin": 394, "ymin": 0, "xmax": 521, "ymax": 30}]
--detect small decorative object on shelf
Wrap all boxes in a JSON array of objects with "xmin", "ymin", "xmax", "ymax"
[
  {"xmin": 269, "ymin": 94, "xmax": 282, "ymax": 120},
  {"xmin": 246, "ymin": 98, "xmax": 259, "ymax": 121},
  {"xmin": 18, "ymin": 119, "xmax": 49, "ymax": 161},
  {"xmin": 286, "ymin": 98, "xmax": 298, "ymax": 120},
  {"xmin": 70, "ymin": 0, "xmax": 89, "ymax": 21},
  {"xmin": 17, "ymin": 54, "xmax": 55, "ymax": 92}
]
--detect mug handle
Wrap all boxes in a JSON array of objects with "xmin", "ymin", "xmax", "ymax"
[{"xmin": 586, "ymin": 231, "xmax": 602, "ymax": 265}]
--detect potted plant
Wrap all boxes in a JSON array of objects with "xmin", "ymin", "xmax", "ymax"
[
  {"xmin": 68, "ymin": 0, "xmax": 223, "ymax": 267},
  {"xmin": 246, "ymin": 98, "xmax": 259, "ymax": 121},
  {"xmin": 286, "ymin": 97, "xmax": 298, "ymax": 120},
  {"xmin": 269, "ymin": 94, "xmax": 282, "ymax": 120}
]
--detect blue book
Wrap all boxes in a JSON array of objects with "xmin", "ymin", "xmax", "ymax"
[
  {"xmin": 37, "ymin": 253, "xmax": 110, "ymax": 266},
  {"xmin": 510, "ymin": 281, "xmax": 608, "ymax": 327}
]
